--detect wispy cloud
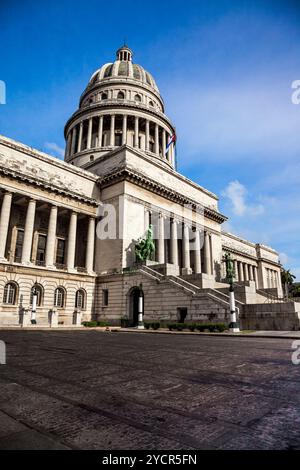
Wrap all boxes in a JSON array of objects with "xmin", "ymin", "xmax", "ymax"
[
  {"xmin": 222, "ymin": 180, "xmax": 264, "ymax": 216},
  {"xmin": 44, "ymin": 142, "xmax": 65, "ymax": 159}
]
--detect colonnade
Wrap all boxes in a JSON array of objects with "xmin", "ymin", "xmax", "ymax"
[
  {"xmin": 233, "ymin": 259, "xmax": 258, "ymax": 286},
  {"xmin": 0, "ymin": 192, "xmax": 95, "ymax": 273},
  {"xmin": 66, "ymin": 114, "xmax": 175, "ymax": 165},
  {"xmin": 266, "ymin": 267, "xmax": 279, "ymax": 288},
  {"xmin": 145, "ymin": 211, "xmax": 214, "ymax": 275}
]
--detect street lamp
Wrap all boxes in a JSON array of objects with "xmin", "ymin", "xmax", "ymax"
[
  {"xmin": 137, "ymin": 282, "xmax": 144, "ymax": 329},
  {"xmin": 223, "ymin": 253, "xmax": 240, "ymax": 333}
]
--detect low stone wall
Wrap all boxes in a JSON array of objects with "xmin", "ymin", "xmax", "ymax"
[{"xmin": 240, "ymin": 302, "xmax": 300, "ymax": 331}]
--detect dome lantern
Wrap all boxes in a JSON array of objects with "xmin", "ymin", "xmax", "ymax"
[{"xmin": 116, "ymin": 45, "xmax": 132, "ymax": 62}]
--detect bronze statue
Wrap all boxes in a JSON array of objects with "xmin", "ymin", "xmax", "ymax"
[
  {"xmin": 224, "ymin": 252, "xmax": 235, "ymax": 284},
  {"xmin": 135, "ymin": 224, "xmax": 155, "ymax": 262}
]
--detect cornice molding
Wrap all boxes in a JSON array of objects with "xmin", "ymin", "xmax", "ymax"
[
  {"xmin": 0, "ymin": 166, "xmax": 98, "ymax": 207},
  {"xmin": 64, "ymin": 100, "xmax": 175, "ymax": 137},
  {"xmin": 99, "ymin": 167, "xmax": 227, "ymax": 224}
]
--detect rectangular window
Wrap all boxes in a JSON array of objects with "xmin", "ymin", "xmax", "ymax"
[
  {"xmin": 36, "ymin": 234, "xmax": 47, "ymax": 265},
  {"xmin": 56, "ymin": 238, "xmax": 66, "ymax": 265},
  {"xmin": 14, "ymin": 229, "xmax": 24, "ymax": 262},
  {"xmin": 102, "ymin": 289, "xmax": 109, "ymax": 307}
]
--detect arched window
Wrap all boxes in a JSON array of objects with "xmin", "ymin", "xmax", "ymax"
[
  {"xmin": 117, "ymin": 91, "xmax": 125, "ymax": 100},
  {"xmin": 54, "ymin": 287, "xmax": 65, "ymax": 308},
  {"xmin": 134, "ymin": 94, "xmax": 141, "ymax": 103},
  {"xmin": 75, "ymin": 289, "xmax": 86, "ymax": 310},
  {"xmin": 3, "ymin": 282, "xmax": 18, "ymax": 305},
  {"xmin": 101, "ymin": 92, "xmax": 108, "ymax": 100},
  {"xmin": 149, "ymin": 100, "xmax": 154, "ymax": 107},
  {"xmin": 90, "ymin": 155, "xmax": 94, "ymax": 162},
  {"xmin": 30, "ymin": 284, "xmax": 43, "ymax": 307}
]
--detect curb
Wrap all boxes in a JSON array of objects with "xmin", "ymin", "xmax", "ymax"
[
  {"xmin": 0, "ymin": 327, "xmax": 299, "ymax": 340},
  {"xmin": 115, "ymin": 328, "xmax": 300, "ymax": 340}
]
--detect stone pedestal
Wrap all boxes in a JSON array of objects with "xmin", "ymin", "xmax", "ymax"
[
  {"xmin": 151, "ymin": 263, "xmax": 180, "ymax": 276},
  {"xmin": 20, "ymin": 308, "xmax": 30, "ymax": 327},
  {"xmin": 182, "ymin": 267, "xmax": 192, "ymax": 275},
  {"xmin": 50, "ymin": 309, "xmax": 58, "ymax": 328},
  {"xmin": 181, "ymin": 272, "xmax": 215, "ymax": 288},
  {"xmin": 73, "ymin": 310, "xmax": 82, "ymax": 326}
]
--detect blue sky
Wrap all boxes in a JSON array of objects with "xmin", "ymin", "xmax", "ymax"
[{"xmin": 1, "ymin": 0, "xmax": 300, "ymax": 278}]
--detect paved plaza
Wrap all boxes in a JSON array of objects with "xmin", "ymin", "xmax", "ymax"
[{"xmin": 0, "ymin": 330, "xmax": 299, "ymax": 450}]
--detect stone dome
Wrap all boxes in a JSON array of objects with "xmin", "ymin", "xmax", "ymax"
[
  {"xmin": 64, "ymin": 45, "xmax": 176, "ymax": 171},
  {"xmin": 87, "ymin": 45, "xmax": 159, "ymax": 93}
]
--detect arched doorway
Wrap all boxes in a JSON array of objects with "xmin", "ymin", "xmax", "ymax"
[{"xmin": 129, "ymin": 286, "xmax": 144, "ymax": 327}]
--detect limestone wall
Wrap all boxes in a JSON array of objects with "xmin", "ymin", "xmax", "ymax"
[
  {"xmin": 0, "ymin": 263, "xmax": 96, "ymax": 326},
  {"xmin": 241, "ymin": 302, "xmax": 300, "ymax": 331}
]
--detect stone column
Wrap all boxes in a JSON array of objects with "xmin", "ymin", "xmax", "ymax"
[
  {"xmin": 243, "ymin": 263, "xmax": 249, "ymax": 281},
  {"xmin": 162, "ymin": 129, "xmax": 166, "ymax": 159},
  {"xmin": 144, "ymin": 209, "xmax": 150, "ymax": 232},
  {"xmin": 249, "ymin": 265, "xmax": 254, "ymax": 281},
  {"xmin": 182, "ymin": 224, "xmax": 192, "ymax": 274},
  {"xmin": 122, "ymin": 115, "xmax": 127, "ymax": 145},
  {"xmin": 98, "ymin": 115, "xmax": 103, "ymax": 147},
  {"xmin": 154, "ymin": 123, "xmax": 159, "ymax": 155},
  {"xmin": 158, "ymin": 214, "xmax": 165, "ymax": 264},
  {"xmin": 66, "ymin": 132, "xmax": 72, "ymax": 158},
  {"xmin": 21, "ymin": 199, "xmax": 36, "ymax": 264},
  {"xmin": 77, "ymin": 121, "xmax": 83, "ymax": 153},
  {"xmin": 234, "ymin": 260, "xmax": 239, "ymax": 282},
  {"xmin": 0, "ymin": 192, "xmax": 12, "ymax": 260},
  {"xmin": 85, "ymin": 217, "xmax": 95, "ymax": 273},
  {"xmin": 109, "ymin": 115, "xmax": 115, "ymax": 146},
  {"xmin": 194, "ymin": 229, "xmax": 202, "ymax": 274},
  {"xmin": 253, "ymin": 266, "xmax": 258, "ymax": 287},
  {"xmin": 67, "ymin": 211, "xmax": 77, "ymax": 271},
  {"xmin": 45, "ymin": 205, "xmax": 57, "ymax": 267},
  {"xmin": 170, "ymin": 219, "xmax": 179, "ymax": 266},
  {"xmin": 87, "ymin": 117, "xmax": 93, "ymax": 149},
  {"xmin": 145, "ymin": 120, "xmax": 149, "ymax": 151},
  {"xmin": 71, "ymin": 126, "xmax": 77, "ymax": 155},
  {"xmin": 203, "ymin": 231, "xmax": 211, "ymax": 275},
  {"xmin": 271, "ymin": 270, "xmax": 275, "ymax": 287},
  {"xmin": 239, "ymin": 261, "xmax": 244, "ymax": 281},
  {"xmin": 134, "ymin": 116, "xmax": 139, "ymax": 148}
]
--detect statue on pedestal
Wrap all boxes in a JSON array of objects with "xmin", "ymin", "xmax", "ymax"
[{"xmin": 135, "ymin": 224, "xmax": 155, "ymax": 262}]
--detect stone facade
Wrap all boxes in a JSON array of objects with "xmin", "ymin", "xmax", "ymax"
[{"xmin": 1, "ymin": 46, "xmax": 297, "ymax": 330}]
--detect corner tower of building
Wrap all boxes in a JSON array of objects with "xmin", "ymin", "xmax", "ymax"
[{"xmin": 64, "ymin": 46, "xmax": 176, "ymax": 169}]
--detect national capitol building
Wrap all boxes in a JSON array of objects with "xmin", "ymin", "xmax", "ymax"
[{"xmin": 1, "ymin": 45, "xmax": 299, "ymax": 329}]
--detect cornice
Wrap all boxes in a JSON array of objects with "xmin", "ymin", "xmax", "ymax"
[
  {"xmin": 64, "ymin": 100, "xmax": 175, "ymax": 137},
  {"xmin": 0, "ymin": 134, "xmax": 97, "ymax": 182},
  {"xmin": 98, "ymin": 167, "xmax": 227, "ymax": 224},
  {"xmin": 0, "ymin": 165, "xmax": 98, "ymax": 207}
]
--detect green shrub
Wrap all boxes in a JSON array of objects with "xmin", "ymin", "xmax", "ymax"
[
  {"xmin": 82, "ymin": 321, "xmax": 98, "ymax": 327},
  {"xmin": 188, "ymin": 323, "xmax": 197, "ymax": 331},
  {"xmin": 151, "ymin": 322, "xmax": 160, "ymax": 330},
  {"xmin": 196, "ymin": 322, "xmax": 227, "ymax": 332},
  {"xmin": 216, "ymin": 323, "xmax": 227, "ymax": 332},
  {"xmin": 175, "ymin": 323, "xmax": 186, "ymax": 331},
  {"xmin": 144, "ymin": 322, "xmax": 151, "ymax": 329},
  {"xmin": 120, "ymin": 316, "xmax": 130, "ymax": 328}
]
